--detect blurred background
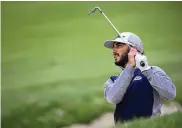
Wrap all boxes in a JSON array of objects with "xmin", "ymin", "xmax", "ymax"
[{"xmin": 1, "ymin": 1, "xmax": 182, "ymax": 128}]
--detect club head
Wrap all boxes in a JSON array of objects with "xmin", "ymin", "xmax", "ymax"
[{"xmin": 88, "ymin": 7, "xmax": 102, "ymax": 15}]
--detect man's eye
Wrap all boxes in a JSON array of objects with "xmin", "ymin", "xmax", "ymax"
[
  {"xmin": 114, "ymin": 43, "xmax": 124, "ymax": 48},
  {"xmin": 118, "ymin": 44, "xmax": 123, "ymax": 47},
  {"xmin": 116, "ymin": 45, "xmax": 119, "ymax": 48}
]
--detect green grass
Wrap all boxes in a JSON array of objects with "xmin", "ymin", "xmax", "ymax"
[
  {"xmin": 1, "ymin": 1, "xmax": 182, "ymax": 128},
  {"xmin": 115, "ymin": 112, "xmax": 182, "ymax": 128}
]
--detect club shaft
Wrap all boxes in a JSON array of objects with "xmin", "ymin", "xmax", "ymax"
[
  {"xmin": 101, "ymin": 12, "xmax": 121, "ymax": 37},
  {"xmin": 89, "ymin": 7, "xmax": 125, "ymax": 41}
]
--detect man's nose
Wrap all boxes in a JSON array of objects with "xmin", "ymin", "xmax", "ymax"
[{"xmin": 113, "ymin": 47, "xmax": 117, "ymax": 53}]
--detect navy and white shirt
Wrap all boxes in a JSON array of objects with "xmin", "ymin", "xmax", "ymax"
[{"xmin": 104, "ymin": 64, "xmax": 176, "ymax": 122}]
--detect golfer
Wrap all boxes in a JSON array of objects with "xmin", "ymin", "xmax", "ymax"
[{"xmin": 104, "ymin": 32, "xmax": 176, "ymax": 123}]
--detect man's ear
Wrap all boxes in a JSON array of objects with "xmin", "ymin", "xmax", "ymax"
[{"xmin": 131, "ymin": 46, "xmax": 140, "ymax": 53}]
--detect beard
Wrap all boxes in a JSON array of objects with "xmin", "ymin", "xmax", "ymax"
[{"xmin": 115, "ymin": 48, "xmax": 130, "ymax": 68}]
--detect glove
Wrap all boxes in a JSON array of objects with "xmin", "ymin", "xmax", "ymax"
[{"xmin": 135, "ymin": 54, "xmax": 151, "ymax": 72}]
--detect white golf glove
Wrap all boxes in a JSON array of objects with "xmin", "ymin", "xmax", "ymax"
[{"xmin": 135, "ymin": 54, "xmax": 151, "ymax": 72}]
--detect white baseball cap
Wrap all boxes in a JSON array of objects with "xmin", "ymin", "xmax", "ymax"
[{"xmin": 104, "ymin": 32, "xmax": 143, "ymax": 53}]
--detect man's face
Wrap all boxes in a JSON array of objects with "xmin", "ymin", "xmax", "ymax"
[{"xmin": 112, "ymin": 42, "xmax": 130, "ymax": 67}]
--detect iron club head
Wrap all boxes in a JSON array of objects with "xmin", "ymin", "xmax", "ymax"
[{"xmin": 88, "ymin": 7, "xmax": 102, "ymax": 15}]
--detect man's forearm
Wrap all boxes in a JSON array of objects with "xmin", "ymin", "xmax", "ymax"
[
  {"xmin": 142, "ymin": 66, "xmax": 176, "ymax": 100},
  {"xmin": 104, "ymin": 64, "xmax": 135, "ymax": 104}
]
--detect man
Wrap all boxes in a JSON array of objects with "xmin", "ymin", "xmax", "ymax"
[{"xmin": 104, "ymin": 32, "xmax": 176, "ymax": 123}]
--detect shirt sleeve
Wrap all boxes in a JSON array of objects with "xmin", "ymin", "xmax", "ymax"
[
  {"xmin": 104, "ymin": 64, "xmax": 135, "ymax": 104},
  {"xmin": 142, "ymin": 66, "xmax": 176, "ymax": 100}
]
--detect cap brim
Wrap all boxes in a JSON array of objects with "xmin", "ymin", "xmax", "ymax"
[
  {"xmin": 104, "ymin": 37, "xmax": 126, "ymax": 49},
  {"xmin": 104, "ymin": 40, "xmax": 125, "ymax": 49},
  {"xmin": 104, "ymin": 40, "xmax": 115, "ymax": 49},
  {"xmin": 104, "ymin": 37, "xmax": 136, "ymax": 49}
]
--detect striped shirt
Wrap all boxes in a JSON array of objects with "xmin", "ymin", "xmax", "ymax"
[{"xmin": 104, "ymin": 64, "xmax": 176, "ymax": 116}]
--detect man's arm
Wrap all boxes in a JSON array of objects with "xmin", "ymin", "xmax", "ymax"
[
  {"xmin": 104, "ymin": 64, "xmax": 135, "ymax": 104},
  {"xmin": 142, "ymin": 66, "xmax": 176, "ymax": 100}
]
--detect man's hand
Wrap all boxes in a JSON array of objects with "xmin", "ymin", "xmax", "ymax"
[
  {"xmin": 135, "ymin": 54, "xmax": 151, "ymax": 72},
  {"xmin": 127, "ymin": 47, "xmax": 138, "ymax": 67}
]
